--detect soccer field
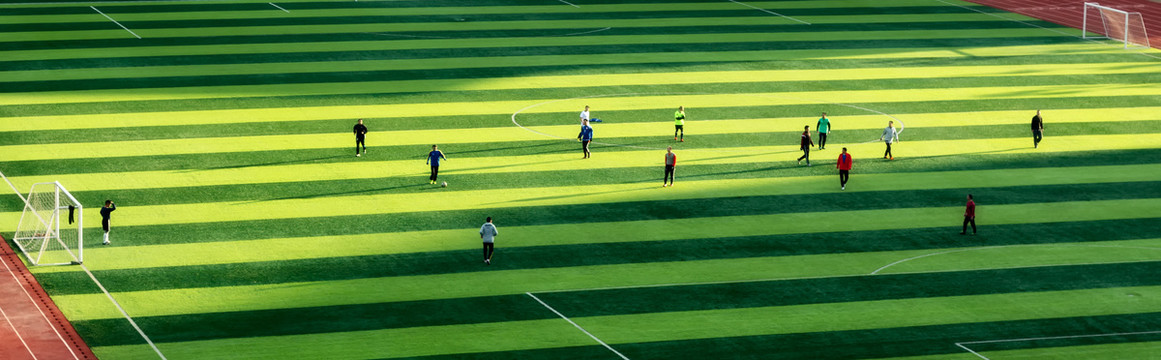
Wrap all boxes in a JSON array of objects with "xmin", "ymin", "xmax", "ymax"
[{"xmin": 3, "ymin": 0, "xmax": 1161, "ymax": 358}]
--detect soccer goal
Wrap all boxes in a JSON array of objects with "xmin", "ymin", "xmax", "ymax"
[
  {"xmin": 1083, "ymin": 2, "xmax": 1151, "ymax": 49},
  {"xmin": 12, "ymin": 181, "xmax": 84, "ymax": 266}
]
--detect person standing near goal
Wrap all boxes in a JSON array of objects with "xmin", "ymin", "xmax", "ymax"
[
  {"xmin": 674, "ymin": 106, "xmax": 686, "ymax": 142},
  {"xmin": 480, "ymin": 217, "xmax": 498, "ymax": 265},
  {"xmin": 880, "ymin": 121, "xmax": 898, "ymax": 160},
  {"xmin": 1031, "ymin": 110, "xmax": 1044, "ymax": 149},
  {"xmin": 353, "ymin": 119, "xmax": 368, "ymax": 157},
  {"xmin": 100, "ymin": 200, "xmax": 115, "ymax": 245},
  {"xmin": 663, "ymin": 146, "xmax": 677, "ymax": 187},
  {"xmin": 427, "ymin": 145, "xmax": 447, "ymax": 185}
]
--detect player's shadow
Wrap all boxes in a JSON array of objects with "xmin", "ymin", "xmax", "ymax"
[
  {"xmin": 246, "ymin": 183, "xmax": 429, "ymax": 203},
  {"xmin": 191, "ymin": 155, "xmax": 347, "ymax": 171},
  {"xmin": 488, "ymin": 185, "xmax": 653, "ymax": 205},
  {"xmin": 894, "ymin": 147, "xmax": 1027, "ymax": 161},
  {"xmin": 447, "ymin": 159, "xmax": 567, "ymax": 173},
  {"xmin": 450, "ymin": 142, "xmax": 563, "ymax": 156}
]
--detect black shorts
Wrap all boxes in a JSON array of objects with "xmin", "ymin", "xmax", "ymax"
[{"xmin": 675, "ymin": 125, "xmax": 683, "ymax": 130}]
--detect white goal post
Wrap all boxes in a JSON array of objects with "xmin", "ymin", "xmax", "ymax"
[
  {"xmin": 1083, "ymin": 2, "xmax": 1151, "ymax": 49},
  {"xmin": 11, "ymin": 181, "xmax": 84, "ymax": 266}
]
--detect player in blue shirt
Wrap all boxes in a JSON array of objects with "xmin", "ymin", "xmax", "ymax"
[
  {"xmin": 577, "ymin": 120, "xmax": 593, "ymax": 159},
  {"xmin": 426, "ymin": 145, "xmax": 447, "ymax": 184}
]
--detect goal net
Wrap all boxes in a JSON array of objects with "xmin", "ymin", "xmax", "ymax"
[
  {"xmin": 1083, "ymin": 2, "xmax": 1151, "ymax": 48},
  {"xmin": 13, "ymin": 182, "xmax": 84, "ymax": 266}
]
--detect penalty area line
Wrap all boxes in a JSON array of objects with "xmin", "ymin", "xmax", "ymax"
[
  {"xmin": 955, "ymin": 330, "xmax": 1161, "ymax": 360},
  {"xmin": 80, "ymin": 264, "xmax": 167, "ymax": 360},
  {"xmin": 269, "ymin": 2, "xmax": 289, "ymax": 12},
  {"xmin": 90, "ymin": 6, "xmax": 140, "ymax": 39},
  {"xmin": 526, "ymin": 292, "xmax": 629, "ymax": 359},
  {"xmin": 728, "ymin": 0, "xmax": 810, "ymax": 25},
  {"xmin": 556, "ymin": 0, "xmax": 579, "ymax": 8}
]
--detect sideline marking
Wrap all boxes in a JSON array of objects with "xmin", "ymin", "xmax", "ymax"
[
  {"xmin": 90, "ymin": 6, "xmax": 141, "ymax": 39},
  {"xmin": 0, "ymin": 304, "xmax": 38, "ymax": 360},
  {"xmin": 933, "ymin": 0, "xmax": 1161, "ymax": 60},
  {"xmin": 526, "ymin": 292, "xmax": 629, "ymax": 359},
  {"xmin": 556, "ymin": 0, "xmax": 579, "ymax": 8},
  {"xmin": 0, "ymin": 245, "xmax": 77, "ymax": 360},
  {"xmin": 510, "ymin": 92, "xmax": 902, "ymax": 152},
  {"xmin": 269, "ymin": 2, "xmax": 289, "ymax": 12},
  {"xmin": 79, "ymin": 264, "xmax": 167, "ymax": 359},
  {"xmin": 728, "ymin": 0, "xmax": 811, "ymax": 25},
  {"xmin": 955, "ymin": 330, "xmax": 1161, "ymax": 360}
]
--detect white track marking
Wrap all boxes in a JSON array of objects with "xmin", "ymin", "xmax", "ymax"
[
  {"xmin": 0, "ymin": 252, "xmax": 77, "ymax": 359},
  {"xmin": 556, "ymin": 0, "xmax": 579, "ymax": 8},
  {"xmin": 79, "ymin": 264, "xmax": 167, "ymax": 359},
  {"xmin": 90, "ymin": 6, "xmax": 140, "ymax": 39},
  {"xmin": 0, "ymin": 304, "xmax": 38, "ymax": 360},
  {"xmin": 526, "ymin": 292, "xmax": 629, "ymax": 359},
  {"xmin": 933, "ymin": 0, "xmax": 1161, "ymax": 60},
  {"xmin": 727, "ymin": 0, "xmax": 810, "ymax": 25},
  {"xmin": 510, "ymin": 92, "xmax": 902, "ymax": 152},
  {"xmin": 872, "ymin": 244, "xmax": 1161, "ymax": 275},
  {"xmin": 955, "ymin": 330, "xmax": 1161, "ymax": 359},
  {"xmin": 268, "ymin": 2, "xmax": 289, "ymax": 12}
]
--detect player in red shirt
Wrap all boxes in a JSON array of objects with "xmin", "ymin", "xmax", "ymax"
[
  {"xmin": 836, "ymin": 148, "xmax": 852, "ymax": 190},
  {"xmin": 961, "ymin": 194, "xmax": 976, "ymax": 235}
]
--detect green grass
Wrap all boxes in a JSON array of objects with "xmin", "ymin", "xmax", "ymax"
[{"xmin": 2, "ymin": 0, "xmax": 1161, "ymax": 359}]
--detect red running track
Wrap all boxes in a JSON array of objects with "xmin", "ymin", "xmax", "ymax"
[
  {"xmin": 964, "ymin": 0, "xmax": 1161, "ymax": 49},
  {"xmin": 0, "ymin": 235, "xmax": 95, "ymax": 360}
]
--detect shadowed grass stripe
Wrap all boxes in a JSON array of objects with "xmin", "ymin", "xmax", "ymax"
[
  {"xmin": 32, "ymin": 216, "xmax": 1161, "ymax": 294},
  {"xmin": 76, "ymin": 286, "xmax": 1161, "ymax": 358},
  {"xmin": 0, "ymin": 35, "xmax": 1078, "ymax": 70},
  {"xmin": 410, "ymin": 312, "xmax": 1161, "ymax": 360},
  {"xmin": 65, "ymin": 260, "xmax": 1161, "ymax": 346},
  {"xmin": 5, "ymin": 64, "xmax": 1161, "ymax": 101}
]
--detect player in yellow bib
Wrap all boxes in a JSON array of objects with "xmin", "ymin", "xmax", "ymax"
[{"xmin": 674, "ymin": 106, "xmax": 685, "ymax": 142}]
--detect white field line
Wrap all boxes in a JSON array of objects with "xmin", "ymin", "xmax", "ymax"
[
  {"xmin": 269, "ymin": 2, "xmax": 289, "ymax": 13},
  {"xmin": 871, "ymin": 244, "xmax": 1161, "ymax": 275},
  {"xmin": 556, "ymin": 0, "xmax": 579, "ymax": 8},
  {"xmin": 0, "ymin": 252, "xmax": 77, "ymax": 360},
  {"xmin": 90, "ymin": 6, "xmax": 141, "ymax": 39},
  {"xmin": 79, "ymin": 264, "xmax": 167, "ymax": 360},
  {"xmin": 727, "ymin": 0, "xmax": 810, "ymax": 25},
  {"xmin": 526, "ymin": 292, "xmax": 629, "ymax": 360},
  {"xmin": 0, "ymin": 304, "xmax": 38, "ymax": 360},
  {"xmin": 933, "ymin": 0, "xmax": 1161, "ymax": 60},
  {"xmin": 955, "ymin": 329, "xmax": 1161, "ymax": 359}
]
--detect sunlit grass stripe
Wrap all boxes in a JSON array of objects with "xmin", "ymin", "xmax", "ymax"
[
  {"xmin": 415, "ymin": 313, "xmax": 1161, "ymax": 360},
  {"xmin": 6, "ymin": 85, "xmax": 1161, "ymax": 131},
  {"xmin": 0, "ymin": 0, "xmax": 967, "ymax": 23},
  {"xmin": 38, "ymin": 198, "xmax": 1161, "ymax": 322},
  {"xmin": 7, "ymin": 63, "xmax": 1161, "ymax": 104},
  {"xmin": 7, "ymin": 53, "xmax": 1156, "ymax": 84},
  {"xmin": 64, "ymin": 260, "xmax": 1161, "ymax": 346},
  {"xmin": 4, "ymin": 6, "xmax": 999, "ymax": 32},
  {"xmin": 32, "ymin": 210, "xmax": 1161, "ymax": 293},
  {"xmin": 4, "ymin": 143, "xmax": 1160, "ymax": 228},
  {"xmin": 3, "ymin": 13, "xmax": 1057, "ymax": 41},
  {"xmin": 80, "ymin": 286, "xmax": 1161, "ymax": 358}
]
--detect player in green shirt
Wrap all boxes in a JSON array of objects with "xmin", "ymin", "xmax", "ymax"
[
  {"xmin": 816, "ymin": 112, "xmax": 831, "ymax": 150},
  {"xmin": 674, "ymin": 106, "xmax": 685, "ymax": 142}
]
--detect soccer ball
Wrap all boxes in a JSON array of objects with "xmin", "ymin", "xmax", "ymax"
[{"xmin": 441, "ymin": 182, "xmax": 448, "ymax": 187}]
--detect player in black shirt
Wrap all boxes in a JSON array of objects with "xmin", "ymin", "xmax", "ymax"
[
  {"xmin": 1031, "ymin": 110, "xmax": 1044, "ymax": 148},
  {"xmin": 101, "ymin": 200, "xmax": 115, "ymax": 245},
  {"xmin": 354, "ymin": 119, "xmax": 368, "ymax": 157}
]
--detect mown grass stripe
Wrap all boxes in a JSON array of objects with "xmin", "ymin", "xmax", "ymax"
[
  {"xmin": 42, "ymin": 198, "xmax": 1161, "ymax": 321},
  {"xmin": 6, "ymin": 63, "xmax": 1161, "ymax": 103},
  {"xmin": 80, "ymin": 286, "xmax": 1161, "ymax": 358},
  {"xmin": 6, "ymin": 84, "xmax": 1161, "ymax": 130},
  {"xmin": 5, "ymin": 150, "xmax": 1160, "ymax": 228},
  {"xmin": 32, "ymin": 214, "xmax": 1161, "ymax": 293},
  {"xmin": 64, "ymin": 260, "xmax": 1161, "ymax": 346}
]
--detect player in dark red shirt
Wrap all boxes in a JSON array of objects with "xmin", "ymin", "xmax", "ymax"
[
  {"xmin": 961, "ymin": 194, "xmax": 976, "ymax": 235},
  {"xmin": 797, "ymin": 125, "xmax": 814, "ymax": 166}
]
